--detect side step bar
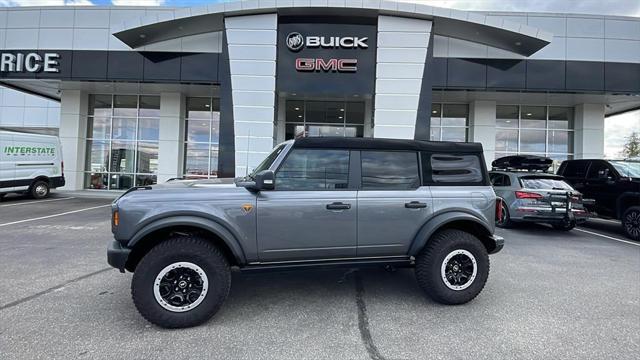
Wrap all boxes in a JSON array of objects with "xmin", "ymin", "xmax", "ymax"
[{"xmin": 238, "ymin": 257, "xmax": 414, "ymax": 273}]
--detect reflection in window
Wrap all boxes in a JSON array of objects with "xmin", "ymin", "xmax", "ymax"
[
  {"xmin": 84, "ymin": 94, "xmax": 160, "ymax": 189},
  {"xmin": 276, "ymin": 149, "xmax": 349, "ymax": 190},
  {"xmin": 285, "ymin": 100, "xmax": 365, "ymax": 140},
  {"xmin": 183, "ymin": 97, "xmax": 221, "ymax": 178},
  {"xmin": 430, "ymin": 104, "xmax": 468, "ymax": 142},
  {"xmin": 361, "ymin": 151, "xmax": 420, "ymax": 190},
  {"xmin": 431, "ymin": 154, "xmax": 483, "ymax": 183}
]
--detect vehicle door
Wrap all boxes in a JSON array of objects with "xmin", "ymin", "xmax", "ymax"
[
  {"xmin": 585, "ymin": 160, "xmax": 618, "ymax": 216},
  {"xmin": 489, "ymin": 173, "xmax": 512, "ymax": 200},
  {"xmin": 256, "ymin": 148, "xmax": 357, "ymax": 261},
  {"xmin": 560, "ymin": 160, "xmax": 590, "ymax": 191},
  {"xmin": 0, "ymin": 132, "xmax": 16, "ymax": 191},
  {"xmin": 356, "ymin": 150, "xmax": 432, "ymax": 256}
]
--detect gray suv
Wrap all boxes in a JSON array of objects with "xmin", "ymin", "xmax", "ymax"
[{"xmin": 107, "ymin": 137, "xmax": 504, "ymax": 328}]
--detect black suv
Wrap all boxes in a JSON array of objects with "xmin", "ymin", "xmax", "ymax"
[{"xmin": 557, "ymin": 159, "xmax": 640, "ymax": 240}]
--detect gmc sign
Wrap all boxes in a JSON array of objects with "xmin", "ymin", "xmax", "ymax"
[{"xmin": 295, "ymin": 58, "xmax": 358, "ymax": 72}]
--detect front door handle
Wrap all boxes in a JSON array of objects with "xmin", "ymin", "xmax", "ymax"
[
  {"xmin": 405, "ymin": 201, "xmax": 427, "ymax": 209},
  {"xmin": 326, "ymin": 202, "xmax": 351, "ymax": 210}
]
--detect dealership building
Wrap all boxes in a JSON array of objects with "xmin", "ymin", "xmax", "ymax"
[{"xmin": 0, "ymin": 0, "xmax": 638, "ymax": 190}]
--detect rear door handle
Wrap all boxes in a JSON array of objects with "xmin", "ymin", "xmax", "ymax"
[
  {"xmin": 405, "ymin": 201, "xmax": 427, "ymax": 209},
  {"xmin": 326, "ymin": 202, "xmax": 351, "ymax": 210}
]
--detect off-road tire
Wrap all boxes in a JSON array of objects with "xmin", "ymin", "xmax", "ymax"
[
  {"xmin": 415, "ymin": 229, "xmax": 490, "ymax": 305},
  {"xmin": 495, "ymin": 199, "xmax": 513, "ymax": 228},
  {"xmin": 622, "ymin": 206, "xmax": 640, "ymax": 241},
  {"xmin": 30, "ymin": 180, "xmax": 50, "ymax": 199},
  {"xmin": 131, "ymin": 236, "xmax": 231, "ymax": 328}
]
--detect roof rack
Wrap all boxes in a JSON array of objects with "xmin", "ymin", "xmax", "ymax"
[{"xmin": 491, "ymin": 155, "xmax": 553, "ymax": 172}]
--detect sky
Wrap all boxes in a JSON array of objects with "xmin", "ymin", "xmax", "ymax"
[{"xmin": 0, "ymin": 0, "xmax": 638, "ymax": 156}]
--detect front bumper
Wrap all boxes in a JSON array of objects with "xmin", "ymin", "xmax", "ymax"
[
  {"xmin": 107, "ymin": 240, "xmax": 131, "ymax": 273},
  {"xmin": 488, "ymin": 234, "xmax": 504, "ymax": 254}
]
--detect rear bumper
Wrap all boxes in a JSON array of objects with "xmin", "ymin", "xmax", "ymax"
[
  {"xmin": 107, "ymin": 240, "xmax": 131, "ymax": 273},
  {"xmin": 488, "ymin": 234, "xmax": 504, "ymax": 254},
  {"xmin": 50, "ymin": 176, "xmax": 65, "ymax": 188},
  {"xmin": 515, "ymin": 208, "xmax": 591, "ymax": 224}
]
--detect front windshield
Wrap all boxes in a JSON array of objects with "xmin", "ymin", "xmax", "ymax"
[
  {"xmin": 611, "ymin": 161, "xmax": 640, "ymax": 178},
  {"xmin": 248, "ymin": 144, "xmax": 287, "ymax": 179}
]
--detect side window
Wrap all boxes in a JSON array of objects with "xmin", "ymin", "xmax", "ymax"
[
  {"xmin": 430, "ymin": 154, "xmax": 483, "ymax": 184},
  {"xmin": 276, "ymin": 149, "xmax": 350, "ymax": 190},
  {"xmin": 490, "ymin": 174, "xmax": 511, "ymax": 187},
  {"xmin": 586, "ymin": 161, "xmax": 612, "ymax": 179},
  {"xmin": 361, "ymin": 151, "xmax": 420, "ymax": 190},
  {"xmin": 563, "ymin": 161, "xmax": 589, "ymax": 178}
]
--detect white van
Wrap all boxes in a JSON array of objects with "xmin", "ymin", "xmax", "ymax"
[{"xmin": 0, "ymin": 130, "xmax": 65, "ymax": 199}]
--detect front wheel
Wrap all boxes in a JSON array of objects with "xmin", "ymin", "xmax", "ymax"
[
  {"xmin": 415, "ymin": 229, "xmax": 490, "ymax": 305},
  {"xmin": 30, "ymin": 180, "xmax": 50, "ymax": 199},
  {"xmin": 131, "ymin": 236, "xmax": 231, "ymax": 328},
  {"xmin": 622, "ymin": 207, "xmax": 640, "ymax": 241}
]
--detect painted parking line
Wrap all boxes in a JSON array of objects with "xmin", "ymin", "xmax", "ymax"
[
  {"xmin": 0, "ymin": 204, "xmax": 111, "ymax": 227},
  {"xmin": 0, "ymin": 197, "xmax": 76, "ymax": 208},
  {"xmin": 588, "ymin": 218, "xmax": 620, "ymax": 225},
  {"xmin": 575, "ymin": 228, "xmax": 640, "ymax": 247}
]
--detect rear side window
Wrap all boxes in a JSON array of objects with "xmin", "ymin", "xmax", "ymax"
[
  {"xmin": 361, "ymin": 151, "xmax": 420, "ymax": 190},
  {"xmin": 276, "ymin": 149, "xmax": 350, "ymax": 190},
  {"xmin": 561, "ymin": 161, "xmax": 589, "ymax": 178},
  {"xmin": 490, "ymin": 173, "xmax": 511, "ymax": 187},
  {"xmin": 429, "ymin": 154, "xmax": 484, "ymax": 184},
  {"xmin": 520, "ymin": 178, "xmax": 573, "ymax": 190}
]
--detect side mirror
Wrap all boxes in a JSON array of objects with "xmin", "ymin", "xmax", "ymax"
[{"xmin": 254, "ymin": 170, "xmax": 275, "ymax": 191}]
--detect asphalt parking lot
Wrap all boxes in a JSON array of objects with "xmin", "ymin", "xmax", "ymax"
[{"xmin": 0, "ymin": 193, "xmax": 638, "ymax": 360}]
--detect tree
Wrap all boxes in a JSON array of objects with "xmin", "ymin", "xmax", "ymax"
[{"xmin": 622, "ymin": 132, "xmax": 640, "ymax": 158}]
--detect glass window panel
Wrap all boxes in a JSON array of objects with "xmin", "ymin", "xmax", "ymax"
[
  {"xmin": 307, "ymin": 125, "xmax": 345, "ymax": 137},
  {"xmin": 139, "ymin": 96, "xmax": 160, "ymax": 117},
  {"xmin": 113, "ymin": 95, "xmax": 138, "ymax": 117},
  {"xmin": 323, "ymin": 101, "xmax": 344, "ymax": 124},
  {"xmin": 344, "ymin": 126, "xmax": 363, "ymax": 138},
  {"xmin": 138, "ymin": 118, "xmax": 159, "ymax": 141},
  {"xmin": 110, "ymin": 141, "xmax": 136, "ymax": 173},
  {"xmin": 85, "ymin": 140, "xmax": 110, "ymax": 172},
  {"xmin": 89, "ymin": 94, "xmax": 112, "ymax": 117},
  {"xmin": 136, "ymin": 142, "xmax": 158, "ymax": 174},
  {"xmin": 520, "ymin": 129, "xmax": 546, "ymax": 152},
  {"xmin": 209, "ymin": 149, "xmax": 219, "ymax": 177},
  {"xmin": 431, "ymin": 103, "xmax": 442, "ymax": 126},
  {"xmin": 286, "ymin": 100, "xmax": 305, "ymax": 123},
  {"xmin": 441, "ymin": 127, "xmax": 467, "ymax": 142},
  {"xmin": 442, "ymin": 104, "xmax": 468, "ymax": 126},
  {"xmin": 276, "ymin": 149, "xmax": 350, "ymax": 190},
  {"xmin": 211, "ymin": 98, "xmax": 221, "ymax": 111},
  {"xmin": 548, "ymin": 130, "xmax": 573, "ymax": 153},
  {"xmin": 184, "ymin": 143, "xmax": 210, "ymax": 176},
  {"xmin": 285, "ymin": 124, "xmax": 306, "ymax": 140},
  {"xmin": 345, "ymin": 102, "xmax": 365, "ymax": 124},
  {"xmin": 110, "ymin": 173, "xmax": 134, "ymax": 190},
  {"xmin": 87, "ymin": 116, "xmax": 111, "ymax": 139},
  {"xmin": 521, "ymin": 106, "xmax": 546, "ymax": 128},
  {"xmin": 186, "ymin": 119, "xmax": 211, "ymax": 143},
  {"xmin": 186, "ymin": 97, "xmax": 212, "ymax": 119},
  {"xmin": 431, "ymin": 154, "xmax": 483, "ymax": 183},
  {"xmin": 136, "ymin": 175, "xmax": 157, "ymax": 186},
  {"xmin": 85, "ymin": 172, "xmax": 109, "ymax": 190},
  {"xmin": 496, "ymin": 105, "xmax": 519, "ymax": 128},
  {"xmin": 361, "ymin": 151, "xmax": 420, "ymax": 189},
  {"xmin": 112, "ymin": 117, "xmax": 136, "ymax": 140},
  {"xmin": 495, "ymin": 129, "xmax": 518, "ymax": 152},
  {"xmin": 430, "ymin": 127, "xmax": 441, "ymax": 141},
  {"xmin": 210, "ymin": 118, "xmax": 220, "ymax": 145},
  {"xmin": 549, "ymin": 107, "xmax": 574, "ymax": 129}
]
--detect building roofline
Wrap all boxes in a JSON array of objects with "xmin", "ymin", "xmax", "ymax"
[{"xmin": 111, "ymin": 0, "xmax": 552, "ymax": 57}]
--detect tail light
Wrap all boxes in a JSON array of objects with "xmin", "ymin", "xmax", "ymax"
[
  {"xmin": 61, "ymin": 161, "xmax": 64, "ymax": 176},
  {"xmin": 496, "ymin": 199, "xmax": 503, "ymax": 220},
  {"xmin": 515, "ymin": 191, "xmax": 543, "ymax": 200},
  {"xmin": 112, "ymin": 210, "xmax": 119, "ymax": 227}
]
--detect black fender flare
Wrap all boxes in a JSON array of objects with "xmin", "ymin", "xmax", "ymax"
[
  {"xmin": 127, "ymin": 215, "xmax": 247, "ymax": 264},
  {"xmin": 616, "ymin": 192, "xmax": 640, "ymax": 218},
  {"xmin": 408, "ymin": 211, "xmax": 494, "ymax": 256}
]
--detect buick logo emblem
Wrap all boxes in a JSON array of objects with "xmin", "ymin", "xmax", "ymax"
[{"xmin": 286, "ymin": 32, "xmax": 304, "ymax": 52}]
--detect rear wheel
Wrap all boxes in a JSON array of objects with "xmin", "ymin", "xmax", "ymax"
[
  {"xmin": 131, "ymin": 236, "xmax": 231, "ymax": 328},
  {"xmin": 30, "ymin": 180, "xmax": 50, "ymax": 199},
  {"xmin": 495, "ymin": 199, "xmax": 512, "ymax": 228},
  {"xmin": 552, "ymin": 219, "xmax": 575, "ymax": 231},
  {"xmin": 415, "ymin": 229, "xmax": 490, "ymax": 305},
  {"xmin": 622, "ymin": 207, "xmax": 640, "ymax": 241}
]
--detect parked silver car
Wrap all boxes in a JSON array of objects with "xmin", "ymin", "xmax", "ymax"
[{"xmin": 490, "ymin": 170, "xmax": 591, "ymax": 230}]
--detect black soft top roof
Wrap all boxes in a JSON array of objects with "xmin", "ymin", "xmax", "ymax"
[{"xmin": 292, "ymin": 137, "xmax": 483, "ymax": 153}]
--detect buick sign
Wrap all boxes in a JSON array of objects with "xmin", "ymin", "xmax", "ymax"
[
  {"xmin": 286, "ymin": 32, "xmax": 368, "ymax": 51},
  {"xmin": 286, "ymin": 32, "xmax": 304, "ymax": 52}
]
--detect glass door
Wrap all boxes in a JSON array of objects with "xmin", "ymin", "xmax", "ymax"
[{"xmin": 285, "ymin": 100, "xmax": 365, "ymax": 140}]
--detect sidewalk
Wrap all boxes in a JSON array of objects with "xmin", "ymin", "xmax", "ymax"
[{"xmin": 55, "ymin": 189, "xmax": 124, "ymax": 199}]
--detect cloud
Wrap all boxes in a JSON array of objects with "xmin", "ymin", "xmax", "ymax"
[
  {"xmin": 605, "ymin": 110, "xmax": 640, "ymax": 158},
  {"xmin": 400, "ymin": 0, "xmax": 640, "ymax": 17},
  {"xmin": 111, "ymin": 0, "xmax": 164, "ymax": 5},
  {"xmin": 0, "ymin": 0, "xmax": 93, "ymax": 5}
]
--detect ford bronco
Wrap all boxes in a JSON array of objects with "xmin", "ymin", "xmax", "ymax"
[{"xmin": 107, "ymin": 137, "xmax": 504, "ymax": 328}]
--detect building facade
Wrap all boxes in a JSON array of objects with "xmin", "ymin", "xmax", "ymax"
[{"xmin": 0, "ymin": 1, "xmax": 638, "ymax": 190}]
